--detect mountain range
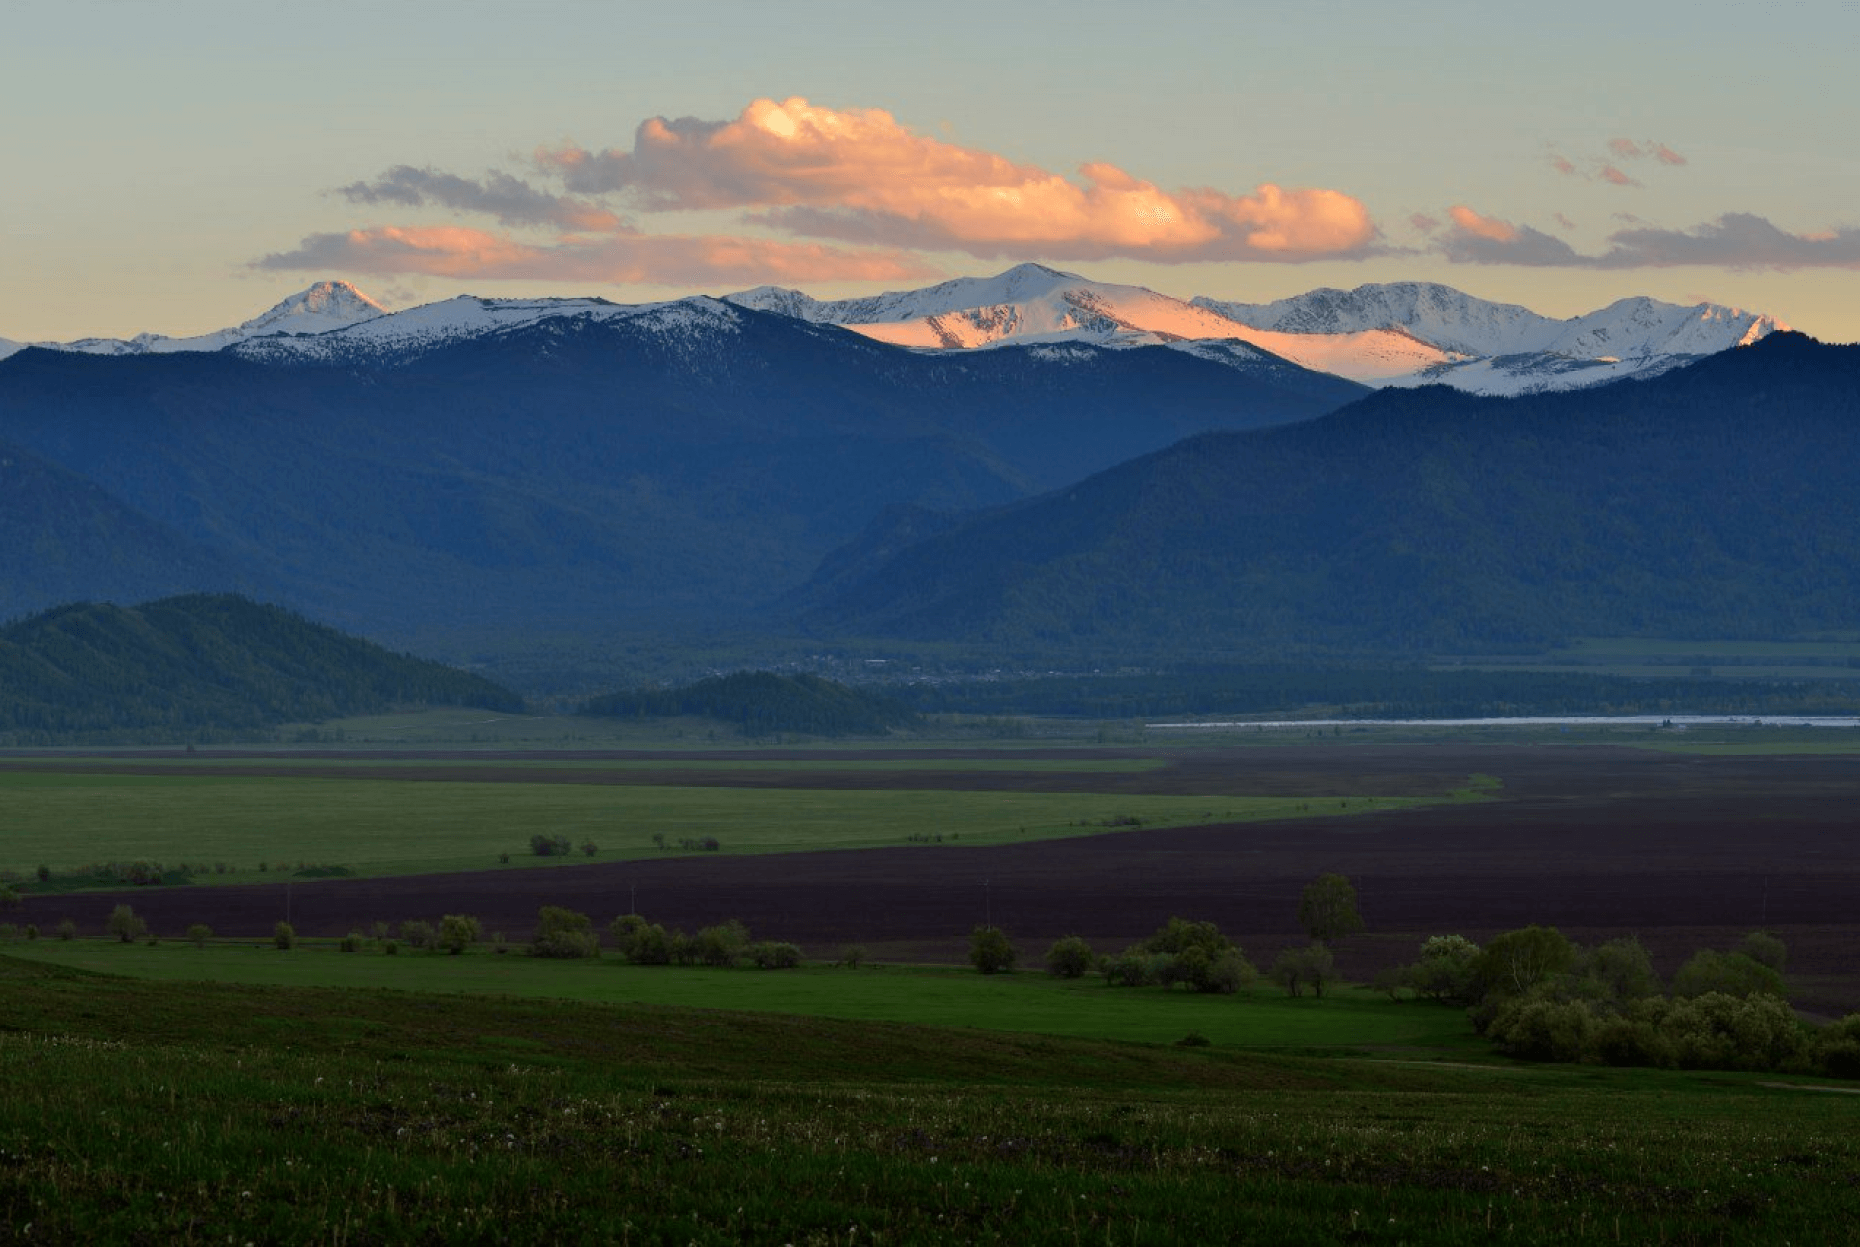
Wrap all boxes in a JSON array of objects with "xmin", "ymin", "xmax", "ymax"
[
  {"xmin": 0, "ymin": 268, "xmax": 1840, "ymax": 671},
  {"xmin": 801, "ymin": 332, "xmax": 1860, "ymax": 653},
  {"xmin": 5, "ymin": 265, "xmax": 1781, "ymax": 397}
]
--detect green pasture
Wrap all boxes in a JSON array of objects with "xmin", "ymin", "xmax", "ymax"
[
  {"xmin": 1, "ymin": 754, "xmax": 1170, "ymax": 774},
  {"xmin": 0, "ymin": 768, "xmax": 1482, "ymax": 882},
  {"xmin": 1, "ymin": 939, "xmax": 1477, "ymax": 1052},
  {"xmin": 4, "ymin": 954, "xmax": 1858, "ymax": 1244}
]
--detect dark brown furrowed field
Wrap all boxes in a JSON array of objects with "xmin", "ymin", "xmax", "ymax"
[{"xmin": 20, "ymin": 743, "xmax": 1860, "ymax": 1012}]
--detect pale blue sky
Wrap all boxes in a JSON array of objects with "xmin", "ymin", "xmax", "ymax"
[{"xmin": 5, "ymin": 0, "xmax": 1856, "ymax": 341}]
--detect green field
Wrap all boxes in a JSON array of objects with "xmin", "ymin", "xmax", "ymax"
[
  {"xmin": 4, "ymin": 953, "xmax": 1857, "ymax": 1244},
  {"xmin": 0, "ymin": 767, "xmax": 1486, "ymax": 882},
  {"xmin": 1, "ymin": 939, "xmax": 1476, "ymax": 1051}
]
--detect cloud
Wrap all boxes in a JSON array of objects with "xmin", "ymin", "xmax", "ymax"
[
  {"xmin": 1554, "ymin": 212, "xmax": 1577, "ymax": 230},
  {"xmin": 1409, "ymin": 212, "xmax": 1441, "ymax": 234},
  {"xmin": 1598, "ymin": 165, "xmax": 1641, "ymax": 188},
  {"xmin": 254, "ymin": 225, "xmax": 938, "ymax": 285},
  {"xmin": 1439, "ymin": 206, "xmax": 1586, "ymax": 265},
  {"xmin": 1651, "ymin": 143, "xmax": 1687, "ymax": 167},
  {"xmin": 1550, "ymin": 154, "xmax": 1579, "ymax": 177},
  {"xmin": 1597, "ymin": 213, "xmax": 1860, "ymax": 269},
  {"xmin": 339, "ymin": 166, "xmax": 621, "ymax": 231},
  {"xmin": 533, "ymin": 97, "xmax": 1378, "ymax": 263},
  {"xmin": 1437, "ymin": 207, "xmax": 1860, "ymax": 270},
  {"xmin": 1608, "ymin": 138, "xmax": 1644, "ymax": 160}
]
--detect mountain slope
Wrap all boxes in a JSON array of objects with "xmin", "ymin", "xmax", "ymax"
[
  {"xmin": 0, "ymin": 299, "xmax": 1362, "ymax": 632},
  {"xmin": 0, "ymin": 594, "xmax": 522, "ymax": 740},
  {"xmin": 802, "ymin": 333, "xmax": 1860, "ymax": 654}
]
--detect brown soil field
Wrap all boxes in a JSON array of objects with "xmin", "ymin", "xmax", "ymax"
[{"xmin": 16, "ymin": 742, "xmax": 1860, "ymax": 1012}]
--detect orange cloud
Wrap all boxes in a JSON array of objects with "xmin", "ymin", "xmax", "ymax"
[
  {"xmin": 256, "ymin": 225, "xmax": 938, "ymax": 285},
  {"xmin": 1447, "ymin": 206, "xmax": 1518, "ymax": 243},
  {"xmin": 535, "ymin": 97, "xmax": 1377, "ymax": 263},
  {"xmin": 1599, "ymin": 164, "xmax": 1641, "ymax": 187}
]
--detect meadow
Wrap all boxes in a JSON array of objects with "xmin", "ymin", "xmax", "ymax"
[
  {"xmin": 0, "ymin": 760, "xmax": 1481, "ymax": 883},
  {"xmin": 4, "ymin": 952, "xmax": 1858, "ymax": 1244}
]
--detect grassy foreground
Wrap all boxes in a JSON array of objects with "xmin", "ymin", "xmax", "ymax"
[{"xmin": 4, "ymin": 955, "xmax": 1859, "ymax": 1245}]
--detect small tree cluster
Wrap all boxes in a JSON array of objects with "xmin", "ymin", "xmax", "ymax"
[
  {"xmin": 607, "ymin": 913, "xmax": 801, "ymax": 969},
  {"xmin": 1104, "ymin": 918, "xmax": 1255, "ymax": 994},
  {"xmin": 529, "ymin": 906, "xmax": 600, "ymax": 958},
  {"xmin": 1269, "ymin": 943, "xmax": 1337, "ymax": 998},
  {"xmin": 1044, "ymin": 935, "xmax": 1095, "ymax": 979},
  {"xmin": 438, "ymin": 914, "xmax": 482, "ymax": 955},
  {"xmin": 529, "ymin": 834, "xmax": 572, "ymax": 857},
  {"xmin": 969, "ymin": 925, "xmax": 1016, "ymax": 974},
  {"xmin": 105, "ymin": 904, "xmax": 147, "ymax": 943}
]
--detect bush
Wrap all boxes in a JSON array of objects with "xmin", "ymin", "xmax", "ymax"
[
  {"xmin": 580, "ymin": 840, "xmax": 599, "ymax": 857},
  {"xmin": 1474, "ymin": 925, "xmax": 1575, "ymax": 1002},
  {"xmin": 339, "ymin": 931, "xmax": 363, "ymax": 953},
  {"xmin": 838, "ymin": 944, "xmax": 867, "ymax": 970},
  {"xmin": 610, "ymin": 914, "xmax": 672, "ymax": 965},
  {"xmin": 695, "ymin": 920, "xmax": 751, "ymax": 968},
  {"xmin": 1101, "ymin": 951, "xmax": 1155, "ymax": 988},
  {"xmin": 1581, "ymin": 936, "xmax": 1661, "ymax": 1003},
  {"xmin": 1270, "ymin": 943, "xmax": 1336, "ymax": 998},
  {"xmin": 1487, "ymin": 994, "xmax": 1599, "ymax": 1062},
  {"xmin": 748, "ymin": 940, "xmax": 803, "ymax": 969},
  {"xmin": 23, "ymin": 924, "xmax": 37, "ymax": 941},
  {"xmin": 0, "ymin": 886, "xmax": 20, "ymax": 912},
  {"xmin": 529, "ymin": 834, "xmax": 572, "ymax": 857},
  {"xmin": 969, "ymin": 925, "xmax": 1016, "ymax": 974},
  {"xmin": 1405, "ymin": 935, "xmax": 1481, "ymax": 1003},
  {"xmin": 185, "ymin": 923, "xmax": 213, "ymax": 948},
  {"xmin": 399, "ymin": 920, "xmax": 437, "ymax": 951},
  {"xmin": 0, "ymin": 924, "xmax": 16, "ymax": 942},
  {"xmin": 273, "ymin": 921, "xmax": 296, "ymax": 950},
  {"xmin": 56, "ymin": 919, "xmax": 76, "ymax": 941},
  {"xmin": 105, "ymin": 904, "xmax": 146, "ymax": 944},
  {"xmin": 1739, "ymin": 931, "xmax": 1788, "ymax": 975},
  {"xmin": 383, "ymin": 939, "xmax": 399, "ymax": 955},
  {"xmin": 1045, "ymin": 935, "xmax": 1095, "ymax": 979},
  {"xmin": 530, "ymin": 906, "xmax": 600, "ymax": 959},
  {"xmin": 438, "ymin": 914, "xmax": 482, "ymax": 955},
  {"xmin": 1672, "ymin": 950, "xmax": 1785, "ymax": 999}
]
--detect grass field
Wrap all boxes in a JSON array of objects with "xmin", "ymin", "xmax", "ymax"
[
  {"xmin": 0, "ymin": 939, "xmax": 1477, "ymax": 1051},
  {"xmin": 0, "ymin": 767, "xmax": 1483, "ymax": 882},
  {"xmin": 4, "ymin": 953, "xmax": 1857, "ymax": 1244}
]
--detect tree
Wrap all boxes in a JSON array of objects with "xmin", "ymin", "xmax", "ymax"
[
  {"xmin": 105, "ymin": 904, "xmax": 146, "ymax": 944},
  {"xmin": 185, "ymin": 922, "xmax": 213, "ymax": 948},
  {"xmin": 969, "ymin": 925, "xmax": 1016, "ymax": 974},
  {"xmin": 273, "ymin": 921, "xmax": 296, "ymax": 950},
  {"xmin": 530, "ymin": 906, "xmax": 599, "ymax": 958},
  {"xmin": 1407, "ymin": 935, "xmax": 1482, "ymax": 1003},
  {"xmin": 0, "ymin": 886, "xmax": 21, "ymax": 912},
  {"xmin": 695, "ymin": 920, "xmax": 751, "ymax": 967},
  {"xmin": 1045, "ymin": 935, "xmax": 1095, "ymax": 979},
  {"xmin": 1475, "ymin": 925, "xmax": 1575, "ymax": 1000},
  {"xmin": 438, "ymin": 914, "xmax": 482, "ymax": 955},
  {"xmin": 1583, "ymin": 936, "xmax": 1660, "ymax": 1003},
  {"xmin": 1672, "ymin": 950, "xmax": 1785, "ymax": 999},
  {"xmin": 1738, "ymin": 932, "xmax": 1787, "ymax": 975},
  {"xmin": 1298, "ymin": 874, "xmax": 1364, "ymax": 943},
  {"xmin": 399, "ymin": 919, "xmax": 436, "ymax": 951},
  {"xmin": 1270, "ymin": 942, "xmax": 1337, "ymax": 998}
]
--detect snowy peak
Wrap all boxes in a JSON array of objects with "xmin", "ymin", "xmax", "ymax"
[
  {"xmin": 237, "ymin": 280, "xmax": 384, "ymax": 336},
  {"xmin": 0, "ymin": 281, "xmax": 389, "ymax": 361}
]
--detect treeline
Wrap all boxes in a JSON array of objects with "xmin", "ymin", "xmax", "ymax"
[
  {"xmin": 0, "ymin": 594, "xmax": 522, "ymax": 743},
  {"xmin": 898, "ymin": 664, "xmax": 1860, "ymax": 720},
  {"xmin": 580, "ymin": 670, "xmax": 918, "ymax": 737},
  {"xmin": 1380, "ymin": 926, "xmax": 1860, "ymax": 1078}
]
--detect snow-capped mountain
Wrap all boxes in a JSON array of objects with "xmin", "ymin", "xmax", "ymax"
[
  {"xmin": 727, "ymin": 263, "xmax": 1456, "ymax": 382},
  {"xmin": 730, "ymin": 266, "xmax": 1782, "ymax": 395},
  {"xmin": 229, "ymin": 293, "xmax": 744, "ymax": 365},
  {"xmin": 1193, "ymin": 282, "xmax": 1783, "ymax": 395},
  {"xmin": 0, "ymin": 281, "xmax": 385, "ymax": 362}
]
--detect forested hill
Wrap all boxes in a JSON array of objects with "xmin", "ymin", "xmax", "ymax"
[
  {"xmin": 803, "ymin": 333, "xmax": 1860, "ymax": 655},
  {"xmin": 0, "ymin": 594, "xmax": 523, "ymax": 742},
  {"xmin": 581, "ymin": 671, "xmax": 918, "ymax": 738}
]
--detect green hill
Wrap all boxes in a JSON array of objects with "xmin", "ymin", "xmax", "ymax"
[
  {"xmin": 0, "ymin": 594, "xmax": 523, "ymax": 742},
  {"xmin": 581, "ymin": 670, "xmax": 917, "ymax": 737}
]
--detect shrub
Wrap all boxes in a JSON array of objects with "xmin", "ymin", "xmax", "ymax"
[
  {"xmin": 23, "ymin": 924, "xmax": 37, "ymax": 941},
  {"xmin": 56, "ymin": 919, "xmax": 76, "ymax": 941},
  {"xmin": 0, "ymin": 886, "xmax": 20, "ymax": 912},
  {"xmin": 529, "ymin": 834, "xmax": 572, "ymax": 858},
  {"xmin": 185, "ymin": 923, "xmax": 213, "ymax": 948},
  {"xmin": 1660, "ymin": 992, "xmax": 1805, "ymax": 1071},
  {"xmin": 383, "ymin": 939, "xmax": 399, "ymax": 956},
  {"xmin": 1739, "ymin": 931, "xmax": 1788, "ymax": 975},
  {"xmin": 35, "ymin": 865, "xmax": 50, "ymax": 884},
  {"xmin": 438, "ymin": 914, "xmax": 482, "ymax": 955},
  {"xmin": 105, "ymin": 905, "xmax": 146, "ymax": 944},
  {"xmin": 1474, "ymin": 925, "xmax": 1575, "ymax": 1002},
  {"xmin": 748, "ymin": 940, "xmax": 803, "ymax": 969},
  {"xmin": 1487, "ymin": 994, "xmax": 1599, "ymax": 1062},
  {"xmin": 1201, "ymin": 949, "xmax": 1258, "ymax": 995},
  {"xmin": 1102, "ymin": 951, "xmax": 1155, "ymax": 988},
  {"xmin": 530, "ymin": 906, "xmax": 600, "ymax": 959},
  {"xmin": 491, "ymin": 932, "xmax": 508, "ymax": 955},
  {"xmin": 1045, "ymin": 935, "xmax": 1095, "ymax": 979},
  {"xmin": 969, "ymin": 924, "xmax": 1016, "ymax": 974},
  {"xmin": 580, "ymin": 840, "xmax": 599, "ymax": 857},
  {"xmin": 1811, "ymin": 1014, "xmax": 1860, "ymax": 1079},
  {"xmin": 1298, "ymin": 873, "xmax": 1365, "ymax": 943},
  {"xmin": 399, "ymin": 920, "xmax": 437, "ymax": 951},
  {"xmin": 273, "ymin": 921, "xmax": 296, "ymax": 950},
  {"xmin": 1672, "ymin": 950, "xmax": 1785, "ymax": 1000},
  {"xmin": 1581, "ymin": 936, "xmax": 1661, "ymax": 1004},
  {"xmin": 0, "ymin": 924, "xmax": 16, "ymax": 942},
  {"xmin": 1406, "ymin": 935, "xmax": 1482, "ymax": 1003},
  {"xmin": 838, "ymin": 944, "xmax": 867, "ymax": 970},
  {"xmin": 610, "ymin": 914, "xmax": 672, "ymax": 965},
  {"xmin": 339, "ymin": 931, "xmax": 363, "ymax": 953},
  {"xmin": 695, "ymin": 920, "xmax": 751, "ymax": 967},
  {"xmin": 1270, "ymin": 943, "xmax": 1336, "ymax": 998}
]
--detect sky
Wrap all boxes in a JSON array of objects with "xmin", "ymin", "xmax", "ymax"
[{"xmin": 4, "ymin": 0, "xmax": 1858, "ymax": 343}]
